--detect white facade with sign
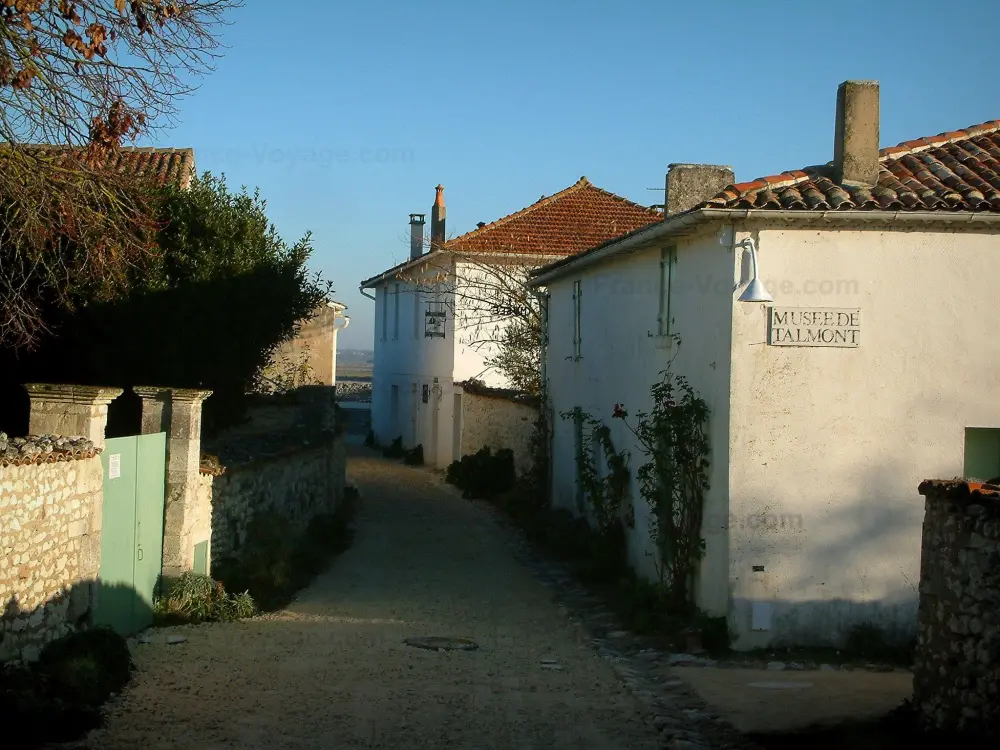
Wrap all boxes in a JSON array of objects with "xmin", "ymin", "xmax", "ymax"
[
  {"xmin": 365, "ymin": 258, "xmax": 527, "ymax": 469},
  {"xmin": 538, "ymin": 220, "xmax": 1000, "ymax": 649}
]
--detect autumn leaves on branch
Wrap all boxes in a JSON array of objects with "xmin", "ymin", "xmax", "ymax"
[{"xmin": 0, "ymin": 0, "xmax": 239, "ymax": 348}]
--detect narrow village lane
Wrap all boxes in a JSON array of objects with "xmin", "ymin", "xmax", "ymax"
[{"xmin": 80, "ymin": 448, "xmax": 663, "ymax": 749}]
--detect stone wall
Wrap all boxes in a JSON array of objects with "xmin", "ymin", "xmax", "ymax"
[
  {"xmin": 913, "ymin": 479, "xmax": 1000, "ymax": 738},
  {"xmin": 267, "ymin": 305, "xmax": 342, "ymax": 387},
  {"xmin": 460, "ymin": 388, "xmax": 538, "ymax": 475},
  {"xmin": 1, "ymin": 447, "xmax": 103, "ymax": 662},
  {"xmin": 207, "ymin": 436, "xmax": 345, "ymax": 568}
]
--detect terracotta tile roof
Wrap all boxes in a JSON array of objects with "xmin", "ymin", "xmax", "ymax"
[
  {"xmin": 20, "ymin": 144, "xmax": 196, "ymax": 189},
  {"xmin": 919, "ymin": 479, "xmax": 1000, "ymax": 499},
  {"xmin": 444, "ymin": 177, "xmax": 662, "ymax": 256},
  {"xmin": 703, "ymin": 121, "xmax": 1000, "ymax": 213}
]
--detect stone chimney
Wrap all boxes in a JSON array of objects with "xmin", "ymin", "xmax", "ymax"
[
  {"xmin": 833, "ymin": 80, "xmax": 880, "ymax": 185},
  {"xmin": 409, "ymin": 213, "xmax": 425, "ymax": 260},
  {"xmin": 664, "ymin": 164, "xmax": 734, "ymax": 216},
  {"xmin": 430, "ymin": 185, "xmax": 446, "ymax": 249}
]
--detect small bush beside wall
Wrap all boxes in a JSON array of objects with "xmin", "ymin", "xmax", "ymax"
[
  {"xmin": 445, "ymin": 447, "xmax": 516, "ymax": 500},
  {"xmin": 154, "ymin": 572, "xmax": 256, "ymax": 625},
  {"xmin": 213, "ymin": 491, "xmax": 357, "ymax": 612}
]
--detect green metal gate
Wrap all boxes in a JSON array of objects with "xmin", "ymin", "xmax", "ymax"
[{"xmin": 95, "ymin": 433, "xmax": 167, "ymax": 636}]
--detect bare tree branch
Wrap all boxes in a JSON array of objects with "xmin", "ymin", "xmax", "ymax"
[
  {"xmin": 397, "ymin": 241, "xmax": 554, "ymax": 394},
  {"xmin": 0, "ymin": 0, "xmax": 240, "ymax": 348}
]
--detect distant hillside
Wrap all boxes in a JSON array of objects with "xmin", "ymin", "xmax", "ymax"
[{"xmin": 337, "ymin": 348, "xmax": 373, "ymax": 366}]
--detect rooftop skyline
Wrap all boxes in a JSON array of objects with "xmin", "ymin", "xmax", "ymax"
[{"xmin": 136, "ymin": 0, "xmax": 1000, "ymax": 348}]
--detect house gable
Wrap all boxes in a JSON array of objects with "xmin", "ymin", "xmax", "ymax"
[{"xmin": 361, "ymin": 178, "xmax": 661, "ymax": 288}]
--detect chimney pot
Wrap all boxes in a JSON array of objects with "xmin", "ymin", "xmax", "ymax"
[
  {"xmin": 431, "ymin": 185, "xmax": 446, "ymax": 250},
  {"xmin": 834, "ymin": 80, "xmax": 880, "ymax": 186},
  {"xmin": 664, "ymin": 164, "xmax": 734, "ymax": 216},
  {"xmin": 409, "ymin": 213, "xmax": 425, "ymax": 260}
]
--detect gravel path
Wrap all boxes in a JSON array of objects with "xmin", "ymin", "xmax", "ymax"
[{"xmin": 79, "ymin": 448, "xmax": 663, "ymax": 749}]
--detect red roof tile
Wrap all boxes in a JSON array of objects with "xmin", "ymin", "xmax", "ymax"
[
  {"xmin": 444, "ymin": 177, "xmax": 662, "ymax": 256},
  {"xmin": 703, "ymin": 121, "xmax": 1000, "ymax": 213},
  {"xmin": 21, "ymin": 144, "xmax": 195, "ymax": 189}
]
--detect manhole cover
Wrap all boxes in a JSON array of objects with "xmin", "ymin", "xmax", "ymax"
[{"xmin": 404, "ymin": 637, "xmax": 479, "ymax": 651}]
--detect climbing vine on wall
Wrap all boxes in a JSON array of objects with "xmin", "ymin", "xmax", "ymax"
[
  {"xmin": 559, "ymin": 407, "xmax": 633, "ymax": 534},
  {"xmin": 613, "ymin": 355, "xmax": 710, "ymax": 609}
]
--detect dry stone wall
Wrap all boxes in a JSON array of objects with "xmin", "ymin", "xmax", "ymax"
[
  {"xmin": 208, "ymin": 436, "xmax": 345, "ymax": 568},
  {"xmin": 914, "ymin": 479, "xmax": 1000, "ymax": 739},
  {"xmin": 1, "ymin": 438, "xmax": 103, "ymax": 662}
]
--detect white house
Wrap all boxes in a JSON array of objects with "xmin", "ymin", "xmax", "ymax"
[
  {"xmin": 360, "ymin": 180, "xmax": 661, "ymax": 468},
  {"xmin": 531, "ymin": 80, "xmax": 1000, "ymax": 648}
]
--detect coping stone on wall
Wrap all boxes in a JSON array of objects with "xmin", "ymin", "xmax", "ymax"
[{"xmin": 457, "ymin": 379, "xmax": 540, "ymax": 407}]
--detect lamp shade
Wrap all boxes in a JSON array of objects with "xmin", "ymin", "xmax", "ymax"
[{"xmin": 738, "ymin": 277, "xmax": 773, "ymax": 303}]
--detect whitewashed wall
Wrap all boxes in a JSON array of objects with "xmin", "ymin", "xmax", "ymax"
[
  {"xmin": 544, "ymin": 220, "xmax": 1000, "ymax": 649},
  {"xmin": 452, "ymin": 260, "xmax": 516, "ymax": 388},
  {"xmin": 727, "ymin": 226, "xmax": 1000, "ymax": 648},
  {"xmin": 459, "ymin": 392, "xmax": 537, "ymax": 475},
  {"xmin": 370, "ymin": 266, "xmax": 454, "ymax": 461},
  {"xmin": 370, "ymin": 257, "xmax": 532, "ymax": 469},
  {"xmin": 545, "ymin": 229, "xmax": 734, "ymax": 609}
]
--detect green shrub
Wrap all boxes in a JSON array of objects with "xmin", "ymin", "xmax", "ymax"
[
  {"xmin": 155, "ymin": 572, "xmax": 256, "ymax": 624},
  {"xmin": 445, "ymin": 446, "xmax": 516, "ymax": 499},
  {"xmin": 696, "ymin": 613, "xmax": 732, "ymax": 652},
  {"xmin": 843, "ymin": 622, "xmax": 914, "ymax": 663},
  {"xmin": 382, "ymin": 436, "xmax": 405, "ymax": 458},
  {"xmin": 0, "ymin": 173, "xmax": 332, "ymax": 437}
]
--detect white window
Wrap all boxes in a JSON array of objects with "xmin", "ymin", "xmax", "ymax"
[
  {"xmin": 572, "ymin": 280, "xmax": 582, "ymax": 359},
  {"xmin": 381, "ymin": 284, "xmax": 388, "ymax": 341},
  {"xmin": 393, "ymin": 283, "xmax": 400, "ymax": 340},
  {"xmin": 658, "ymin": 246, "xmax": 676, "ymax": 336}
]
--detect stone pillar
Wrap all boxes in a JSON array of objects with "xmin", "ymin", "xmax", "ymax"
[
  {"xmin": 24, "ymin": 384, "xmax": 122, "ymax": 449},
  {"xmin": 134, "ymin": 386, "xmax": 213, "ymax": 579},
  {"xmin": 134, "ymin": 386, "xmax": 170, "ymax": 435},
  {"xmin": 913, "ymin": 479, "xmax": 1000, "ymax": 738}
]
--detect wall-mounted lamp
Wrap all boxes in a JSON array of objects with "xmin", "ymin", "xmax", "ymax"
[{"xmin": 719, "ymin": 228, "xmax": 773, "ymax": 303}]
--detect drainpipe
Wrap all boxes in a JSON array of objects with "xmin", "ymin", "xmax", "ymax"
[{"xmin": 359, "ymin": 286, "xmax": 375, "ymax": 301}]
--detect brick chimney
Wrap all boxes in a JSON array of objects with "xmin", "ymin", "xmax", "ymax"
[
  {"xmin": 664, "ymin": 164, "xmax": 734, "ymax": 216},
  {"xmin": 430, "ymin": 185, "xmax": 446, "ymax": 249},
  {"xmin": 833, "ymin": 80, "xmax": 880, "ymax": 185},
  {"xmin": 409, "ymin": 213, "xmax": 425, "ymax": 260}
]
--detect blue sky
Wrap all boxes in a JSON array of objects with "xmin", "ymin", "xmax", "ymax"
[{"xmin": 145, "ymin": 0, "xmax": 999, "ymax": 349}]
